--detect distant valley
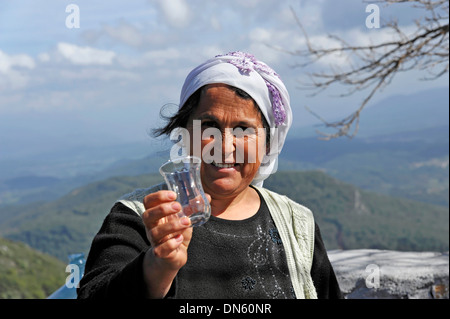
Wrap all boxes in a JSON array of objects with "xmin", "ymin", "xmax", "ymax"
[
  {"xmin": 1, "ymin": 87, "xmax": 447, "ymax": 208},
  {"xmin": 279, "ymin": 124, "xmax": 449, "ymax": 207},
  {"xmin": 1, "ymin": 124, "xmax": 447, "ymax": 210},
  {"xmin": 0, "ymin": 170, "xmax": 447, "ymax": 262},
  {"xmin": 0, "ymin": 87, "xmax": 448, "ymax": 259}
]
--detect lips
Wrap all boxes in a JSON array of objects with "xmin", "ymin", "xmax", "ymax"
[{"xmin": 211, "ymin": 161, "xmax": 238, "ymax": 169}]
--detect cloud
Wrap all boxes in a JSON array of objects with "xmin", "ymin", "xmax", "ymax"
[
  {"xmin": 0, "ymin": 50, "xmax": 35, "ymax": 73},
  {"xmin": 302, "ymin": 23, "xmax": 420, "ymax": 69},
  {"xmin": 103, "ymin": 23, "xmax": 144, "ymax": 47},
  {"xmin": 0, "ymin": 50, "xmax": 35, "ymax": 89},
  {"xmin": 210, "ymin": 16, "xmax": 221, "ymax": 31},
  {"xmin": 82, "ymin": 21, "xmax": 171, "ymax": 50},
  {"xmin": 249, "ymin": 28, "xmax": 273, "ymax": 43},
  {"xmin": 347, "ymin": 24, "xmax": 418, "ymax": 48},
  {"xmin": 155, "ymin": 0, "xmax": 191, "ymax": 28},
  {"xmin": 142, "ymin": 48, "xmax": 181, "ymax": 66},
  {"xmin": 57, "ymin": 42, "xmax": 116, "ymax": 66},
  {"xmin": 38, "ymin": 52, "xmax": 50, "ymax": 63},
  {"xmin": 58, "ymin": 68, "xmax": 141, "ymax": 83}
]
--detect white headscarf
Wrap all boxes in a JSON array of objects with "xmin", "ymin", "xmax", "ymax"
[{"xmin": 179, "ymin": 51, "xmax": 292, "ymax": 186}]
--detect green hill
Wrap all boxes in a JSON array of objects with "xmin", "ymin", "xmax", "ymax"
[
  {"xmin": 0, "ymin": 174, "xmax": 163, "ymax": 261},
  {"xmin": 280, "ymin": 126, "xmax": 449, "ymax": 208},
  {"xmin": 264, "ymin": 171, "xmax": 449, "ymax": 252},
  {"xmin": 0, "ymin": 237, "xmax": 67, "ymax": 299},
  {"xmin": 0, "ymin": 171, "xmax": 448, "ymax": 262}
]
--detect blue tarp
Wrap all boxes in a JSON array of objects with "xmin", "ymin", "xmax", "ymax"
[{"xmin": 47, "ymin": 253, "xmax": 85, "ymax": 299}]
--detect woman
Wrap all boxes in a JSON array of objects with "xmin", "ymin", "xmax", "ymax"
[{"xmin": 77, "ymin": 52, "xmax": 343, "ymax": 299}]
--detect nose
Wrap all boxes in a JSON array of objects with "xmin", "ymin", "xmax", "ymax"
[{"xmin": 222, "ymin": 129, "xmax": 235, "ymax": 163}]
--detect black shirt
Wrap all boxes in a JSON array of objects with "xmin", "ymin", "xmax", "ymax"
[
  {"xmin": 173, "ymin": 190, "xmax": 295, "ymax": 298},
  {"xmin": 78, "ymin": 190, "xmax": 343, "ymax": 299}
]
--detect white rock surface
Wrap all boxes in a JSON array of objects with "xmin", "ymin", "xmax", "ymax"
[{"xmin": 328, "ymin": 249, "xmax": 449, "ymax": 299}]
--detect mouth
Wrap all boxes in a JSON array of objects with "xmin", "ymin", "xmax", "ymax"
[{"xmin": 210, "ymin": 161, "xmax": 239, "ymax": 169}]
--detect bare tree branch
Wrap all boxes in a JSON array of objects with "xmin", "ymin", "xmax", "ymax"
[{"xmin": 288, "ymin": 0, "xmax": 449, "ymax": 139}]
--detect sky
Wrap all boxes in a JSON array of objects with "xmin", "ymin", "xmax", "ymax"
[{"xmin": 0, "ymin": 0, "xmax": 448, "ymax": 164}]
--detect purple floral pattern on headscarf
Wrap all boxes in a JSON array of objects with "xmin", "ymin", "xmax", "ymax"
[{"xmin": 216, "ymin": 51, "xmax": 287, "ymax": 126}]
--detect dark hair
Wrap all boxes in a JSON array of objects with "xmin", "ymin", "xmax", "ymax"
[
  {"xmin": 152, "ymin": 85, "xmax": 271, "ymax": 148},
  {"xmin": 152, "ymin": 87, "xmax": 203, "ymax": 138}
]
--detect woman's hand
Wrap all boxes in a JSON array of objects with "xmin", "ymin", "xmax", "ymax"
[
  {"xmin": 143, "ymin": 190, "xmax": 193, "ymax": 269},
  {"xmin": 141, "ymin": 190, "xmax": 193, "ymax": 298}
]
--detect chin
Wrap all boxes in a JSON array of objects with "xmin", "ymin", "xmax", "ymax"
[
  {"xmin": 208, "ymin": 179, "xmax": 240, "ymax": 193},
  {"xmin": 201, "ymin": 164, "xmax": 258, "ymax": 197},
  {"xmin": 206, "ymin": 177, "xmax": 257, "ymax": 199}
]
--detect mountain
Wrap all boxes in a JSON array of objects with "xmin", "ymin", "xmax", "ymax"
[
  {"xmin": 0, "ymin": 237, "xmax": 66, "ymax": 299},
  {"xmin": 0, "ymin": 149, "xmax": 167, "ymax": 207},
  {"xmin": 0, "ymin": 87, "xmax": 447, "ymax": 208},
  {"xmin": 357, "ymin": 86, "xmax": 449, "ymax": 137},
  {"xmin": 290, "ymin": 86, "xmax": 449, "ymax": 138},
  {"xmin": 279, "ymin": 125, "xmax": 449, "ymax": 207},
  {"xmin": 264, "ymin": 171, "xmax": 448, "ymax": 252},
  {"xmin": 2, "ymin": 123, "xmax": 446, "ymax": 209},
  {"xmin": 0, "ymin": 174, "xmax": 164, "ymax": 261},
  {"xmin": 0, "ymin": 170, "xmax": 447, "ymax": 262}
]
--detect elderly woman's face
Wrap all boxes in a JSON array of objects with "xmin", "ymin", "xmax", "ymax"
[{"xmin": 187, "ymin": 84, "xmax": 266, "ymax": 198}]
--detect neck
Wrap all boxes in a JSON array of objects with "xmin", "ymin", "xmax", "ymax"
[{"xmin": 210, "ymin": 186, "xmax": 260, "ymax": 220}]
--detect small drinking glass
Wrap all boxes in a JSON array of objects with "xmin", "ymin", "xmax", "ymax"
[{"xmin": 159, "ymin": 156, "xmax": 211, "ymax": 227}]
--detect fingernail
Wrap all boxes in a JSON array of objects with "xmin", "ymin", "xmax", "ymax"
[
  {"xmin": 175, "ymin": 234, "xmax": 183, "ymax": 242},
  {"xmin": 172, "ymin": 202, "xmax": 180, "ymax": 211},
  {"xmin": 180, "ymin": 216, "xmax": 190, "ymax": 226},
  {"xmin": 168, "ymin": 192, "xmax": 177, "ymax": 200}
]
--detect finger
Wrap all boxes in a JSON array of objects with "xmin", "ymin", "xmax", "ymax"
[
  {"xmin": 142, "ymin": 201, "xmax": 182, "ymax": 228},
  {"xmin": 148, "ymin": 216, "xmax": 190, "ymax": 246},
  {"xmin": 143, "ymin": 190, "xmax": 177, "ymax": 210},
  {"xmin": 152, "ymin": 234, "xmax": 185, "ymax": 260}
]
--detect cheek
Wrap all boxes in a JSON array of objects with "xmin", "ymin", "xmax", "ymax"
[
  {"xmin": 200, "ymin": 137, "xmax": 216, "ymax": 159},
  {"xmin": 235, "ymin": 135, "xmax": 266, "ymax": 164}
]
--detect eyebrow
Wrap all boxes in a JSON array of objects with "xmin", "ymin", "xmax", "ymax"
[{"xmin": 195, "ymin": 113, "xmax": 261, "ymax": 128}]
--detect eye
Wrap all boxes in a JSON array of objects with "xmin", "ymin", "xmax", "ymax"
[
  {"xmin": 235, "ymin": 126, "xmax": 257, "ymax": 133},
  {"xmin": 234, "ymin": 126, "xmax": 257, "ymax": 139}
]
